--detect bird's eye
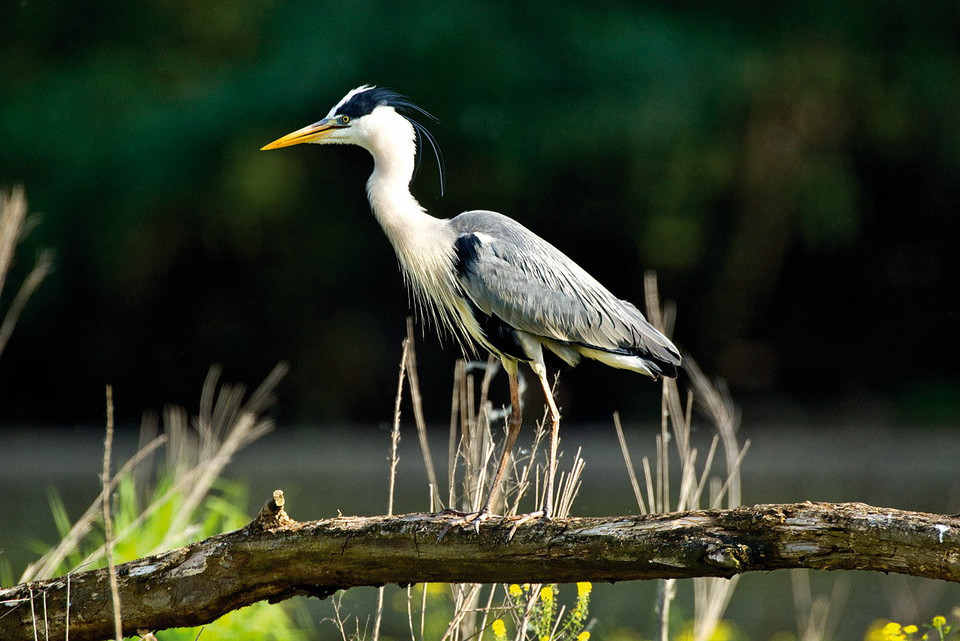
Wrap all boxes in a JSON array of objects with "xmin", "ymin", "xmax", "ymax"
[{"xmin": 340, "ymin": 115, "xmax": 350, "ymax": 124}]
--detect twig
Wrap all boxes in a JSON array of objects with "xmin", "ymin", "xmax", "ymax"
[
  {"xmin": 20, "ymin": 434, "xmax": 167, "ymax": 583},
  {"xmin": 792, "ymin": 570, "xmax": 849, "ymax": 641},
  {"xmin": 0, "ymin": 186, "xmax": 53, "ymax": 358},
  {"xmin": 101, "ymin": 386, "xmax": 123, "ymax": 641},
  {"xmin": 162, "ymin": 364, "xmax": 284, "ymax": 548},
  {"xmin": 0, "ymin": 186, "xmax": 27, "ymax": 297},
  {"xmin": 614, "ymin": 413, "xmax": 648, "ymax": 514},
  {"xmin": 65, "ymin": 574, "xmax": 71, "ymax": 641},
  {"xmin": 0, "ymin": 249, "xmax": 53, "ymax": 357},
  {"xmin": 404, "ymin": 585, "xmax": 417, "ymax": 641},
  {"xmin": 388, "ymin": 335, "xmax": 410, "ymax": 517},
  {"xmin": 28, "ymin": 587, "xmax": 36, "ymax": 641},
  {"xmin": 447, "ymin": 360, "xmax": 464, "ymax": 509},
  {"xmin": 374, "ymin": 336, "xmax": 410, "ymax": 641},
  {"xmin": 329, "ymin": 594, "xmax": 350, "ymax": 641},
  {"xmin": 405, "ymin": 318, "xmax": 441, "ymax": 507}
]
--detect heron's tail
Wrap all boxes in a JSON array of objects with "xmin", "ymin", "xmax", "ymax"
[
  {"xmin": 644, "ymin": 356, "xmax": 679, "ymax": 380},
  {"xmin": 572, "ymin": 341, "xmax": 680, "ymax": 379}
]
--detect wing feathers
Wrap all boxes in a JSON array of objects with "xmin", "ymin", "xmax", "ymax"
[{"xmin": 450, "ymin": 210, "xmax": 680, "ymax": 376}]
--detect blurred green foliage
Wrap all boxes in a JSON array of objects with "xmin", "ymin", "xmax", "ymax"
[
  {"xmin": 39, "ymin": 477, "xmax": 305, "ymax": 640},
  {"xmin": 1, "ymin": 0, "xmax": 958, "ymax": 424}
]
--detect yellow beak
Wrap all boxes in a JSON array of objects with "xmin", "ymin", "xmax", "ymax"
[{"xmin": 260, "ymin": 118, "xmax": 343, "ymax": 150}]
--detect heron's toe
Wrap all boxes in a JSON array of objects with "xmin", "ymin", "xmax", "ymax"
[
  {"xmin": 502, "ymin": 509, "xmax": 552, "ymax": 541},
  {"xmin": 436, "ymin": 508, "xmax": 493, "ymax": 540}
]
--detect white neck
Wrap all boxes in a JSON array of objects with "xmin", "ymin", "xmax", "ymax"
[
  {"xmin": 355, "ymin": 108, "xmax": 465, "ymax": 342},
  {"xmin": 358, "ymin": 109, "xmax": 438, "ymax": 242}
]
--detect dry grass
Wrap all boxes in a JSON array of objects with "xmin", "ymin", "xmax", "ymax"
[
  {"xmin": 792, "ymin": 570, "xmax": 849, "ymax": 641},
  {"xmin": 433, "ymin": 358, "xmax": 583, "ymax": 641},
  {"xmin": 19, "ymin": 363, "xmax": 287, "ymax": 585},
  {"xmin": 101, "ymin": 385, "xmax": 124, "ymax": 641},
  {"xmin": 616, "ymin": 271, "xmax": 751, "ymax": 641},
  {"xmin": 15, "ymin": 363, "xmax": 288, "ymax": 641},
  {"xmin": 0, "ymin": 185, "xmax": 53, "ymax": 359},
  {"xmin": 348, "ymin": 320, "xmax": 583, "ymax": 641}
]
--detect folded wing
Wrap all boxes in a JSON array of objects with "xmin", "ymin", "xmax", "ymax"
[{"xmin": 450, "ymin": 210, "xmax": 681, "ymax": 378}]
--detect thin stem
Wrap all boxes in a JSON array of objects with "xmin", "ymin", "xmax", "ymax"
[
  {"xmin": 406, "ymin": 318, "xmax": 440, "ymax": 506},
  {"xmin": 101, "ymin": 386, "xmax": 123, "ymax": 641}
]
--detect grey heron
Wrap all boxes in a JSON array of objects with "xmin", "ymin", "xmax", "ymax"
[{"xmin": 262, "ymin": 85, "xmax": 681, "ymax": 527}]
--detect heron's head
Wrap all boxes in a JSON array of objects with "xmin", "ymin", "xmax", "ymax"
[
  {"xmin": 261, "ymin": 85, "xmax": 443, "ymax": 191},
  {"xmin": 260, "ymin": 85, "xmax": 433, "ymax": 149}
]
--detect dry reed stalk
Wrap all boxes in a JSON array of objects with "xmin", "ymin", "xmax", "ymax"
[
  {"xmin": 382, "ymin": 325, "xmax": 585, "ymax": 641},
  {"xmin": 68, "ymin": 366, "xmax": 284, "ymax": 571},
  {"xmin": 161, "ymin": 364, "xmax": 285, "ymax": 548},
  {"xmin": 373, "ymin": 334, "xmax": 411, "ymax": 641},
  {"xmin": 0, "ymin": 186, "xmax": 53, "ymax": 358},
  {"xmin": 328, "ymin": 594, "xmax": 353, "ymax": 641},
  {"xmin": 64, "ymin": 574, "xmax": 71, "ymax": 641},
  {"xmin": 614, "ymin": 412, "xmax": 648, "ymax": 514},
  {"xmin": 405, "ymin": 318, "xmax": 442, "ymax": 508},
  {"xmin": 101, "ymin": 385, "xmax": 123, "ymax": 641},
  {"xmin": 19, "ymin": 434, "xmax": 167, "ymax": 583},
  {"xmin": 792, "ymin": 570, "xmax": 849, "ymax": 641},
  {"xmin": 0, "ymin": 186, "xmax": 26, "ymax": 295},
  {"xmin": 613, "ymin": 274, "xmax": 750, "ymax": 641},
  {"xmin": 23, "ymin": 364, "xmax": 286, "ymax": 586}
]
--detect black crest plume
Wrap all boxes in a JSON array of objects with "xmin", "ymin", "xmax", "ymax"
[{"xmin": 338, "ymin": 86, "xmax": 445, "ymax": 196}]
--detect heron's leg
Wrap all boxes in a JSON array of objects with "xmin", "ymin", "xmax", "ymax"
[
  {"xmin": 531, "ymin": 362, "xmax": 560, "ymax": 520},
  {"xmin": 478, "ymin": 359, "xmax": 523, "ymax": 514},
  {"xmin": 438, "ymin": 359, "xmax": 523, "ymax": 539}
]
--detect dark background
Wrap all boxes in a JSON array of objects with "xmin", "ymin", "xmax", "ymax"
[{"xmin": 1, "ymin": 0, "xmax": 958, "ymax": 427}]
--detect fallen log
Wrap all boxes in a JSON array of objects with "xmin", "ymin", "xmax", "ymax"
[{"xmin": 2, "ymin": 492, "xmax": 958, "ymax": 641}]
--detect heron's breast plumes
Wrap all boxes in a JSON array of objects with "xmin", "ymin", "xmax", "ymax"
[{"xmin": 388, "ymin": 220, "xmax": 480, "ymax": 350}]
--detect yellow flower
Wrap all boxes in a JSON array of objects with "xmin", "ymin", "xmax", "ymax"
[
  {"xmin": 881, "ymin": 622, "xmax": 906, "ymax": 641},
  {"xmin": 675, "ymin": 621, "xmax": 736, "ymax": 641},
  {"xmin": 718, "ymin": 621, "xmax": 738, "ymax": 641},
  {"xmin": 540, "ymin": 585, "xmax": 554, "ymax": 601},
  {"xmin": 904, "ymin": 625, "xmax": 918, "ymax": 634},
  {"xmin": 676, "ymin": 620, "xmax": 736, "ymax": 641},
  {"xmin": 508, "ymin": 584, "xmax": 524, "ymax": 597},
  {"xmin": 577, "ymin": 582, "xmax": 592, "ymax": 597},
  {"xmin": 491, "ymin": 618, "xmax": 508, "ymax": 641},
  {"xmin": 577, "ymin": 633, "xmax": 591, "ymax": 641},
  {"xmin": 932, "ymin": 616, "xmax": 947, "ymax": 628}
]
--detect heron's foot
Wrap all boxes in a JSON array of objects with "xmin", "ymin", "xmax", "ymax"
[
  {"xmin": 437, "ymin": 507, "xmax": 493, "ymax": 541},
  {"xmin": 502, "ymin": 508, "xmax": 552, "ymax": 542}
]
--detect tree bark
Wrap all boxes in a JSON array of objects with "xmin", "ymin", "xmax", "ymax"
[{"xmin": 2, "ymin": 494, "xmax": 958, "ymax": 641}]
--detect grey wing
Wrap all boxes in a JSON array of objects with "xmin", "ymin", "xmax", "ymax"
[{"xmin": 449, "ymin": 210, "xmax": 680, "ymax": 371}]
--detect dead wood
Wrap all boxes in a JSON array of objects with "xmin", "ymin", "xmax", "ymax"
[{"xmin": 2, "ymin": 494, "xmax": 958, "ymax": 641}]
